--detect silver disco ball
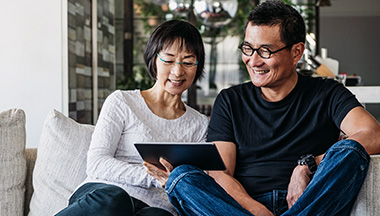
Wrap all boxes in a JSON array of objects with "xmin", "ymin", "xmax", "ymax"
[
  {"xmin": 194, "ymin": 0, "xmax": 238, "ymax": 28},
  {"xmin": 168, "ymin": 0, "xmax": 193, "ymax": 17},
  {"xmin": 150, "ymin": 0, "xmax": 169, "ymax": 5}
]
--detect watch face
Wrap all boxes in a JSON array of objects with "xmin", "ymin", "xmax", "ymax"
[{"xmin": 298, "ymin": 154, "xmax": 317, "ymax": 174}]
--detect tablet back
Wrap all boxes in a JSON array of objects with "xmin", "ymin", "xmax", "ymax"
[{"xmin": 134, "ymin": 142, "xmax": 226, "ymax": 171}]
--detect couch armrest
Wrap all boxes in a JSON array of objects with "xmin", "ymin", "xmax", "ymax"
[
  {"xmin": 24, "ymin": 148, "xmax": 37, "ymax": 216},
  {"xmin": 350, "ymin": 155, "xmax": 380, "ymax": 215}
]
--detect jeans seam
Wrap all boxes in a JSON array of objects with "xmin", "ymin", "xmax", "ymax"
[
  {"xmin": 273, "ymin": 190, "xmax": 276, "ymax": 215},
  {"xmin": 333, "ymin": 146, "xmax": 370, "ymax": 162},
  {"xmin": 333, "ymin": 139, "xmax": 370, "ymax": 161}
]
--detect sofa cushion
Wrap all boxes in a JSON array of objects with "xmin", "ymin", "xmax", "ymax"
[
  {"xmin": 28, "ymin": 110, "xmax": 94, "ymax": 216},
  {"xmin": 350, "ymin": 155, "xmax": 380, "ymax": 215},
  {"xmin": 0, "ymin": 109, "xmax": 27, "ymax": 216}
]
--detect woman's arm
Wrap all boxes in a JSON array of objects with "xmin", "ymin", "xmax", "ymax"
[{"xmin": 86, "ymin": 91, "xmax": 161, "ymax": 188}]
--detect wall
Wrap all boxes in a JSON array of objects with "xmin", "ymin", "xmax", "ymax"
[
  {"xmin": 0, "ymin": 0, "xmax": 68, "ymax": 148},
  {"xmin": 319, "ymin": 0, "xmax": 380, "ymax": 119}
]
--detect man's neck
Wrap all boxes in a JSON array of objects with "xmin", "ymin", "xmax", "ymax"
[{"xmin": 260, "ymin": 73, "xmax": 298, "ymax": 102}]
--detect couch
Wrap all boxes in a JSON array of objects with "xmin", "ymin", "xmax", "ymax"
[{"xmin": 0, "ymin": 108, "xmax": 379, "ymax": 216}]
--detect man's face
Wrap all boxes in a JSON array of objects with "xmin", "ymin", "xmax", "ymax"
[{"xmin": 242, "ymin": 23, "xmax": 299, "ymax": 89}]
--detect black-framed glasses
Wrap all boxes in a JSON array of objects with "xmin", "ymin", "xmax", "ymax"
[
  {"xmin": 238, "ymin": 43, "xmax": 294, "ymax": 59},
  {"xmin": 156, "ymin": 53, "xmax": 198, "ymax": 69}
]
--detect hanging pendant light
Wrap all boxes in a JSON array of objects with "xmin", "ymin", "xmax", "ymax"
[
  {"xmin": 193, "ymin": 0, "xmax": 238, "ymax": 28},
  {"xmin": 168, "ymin": 0, "xmax": 193, "ymax": 17},
  {"xmin": 150, "ymin": 0, "xmax": 170, "ymax": 5}
]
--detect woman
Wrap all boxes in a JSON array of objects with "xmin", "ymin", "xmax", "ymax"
[{"xmin": 55, "ymin": 20, "xmax": 208, "ymax": 216}]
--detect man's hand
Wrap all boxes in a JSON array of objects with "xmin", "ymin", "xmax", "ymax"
[
  {"xmin": 143, "ymin": 158, "xmax": 173, "ymax": 188},
  {"xmin": 286, "ymin": 165, "xmax": 311, "ymax": 208}
]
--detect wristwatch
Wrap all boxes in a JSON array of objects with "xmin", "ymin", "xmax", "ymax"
[{"xmin": 298, "ymin": 154, "xmax": 317, "ymax": 175}]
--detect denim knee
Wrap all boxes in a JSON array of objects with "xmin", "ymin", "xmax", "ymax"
[
  {"xmin": 57, "ymin": 183, "xmax": 134, "ymax": 216},
  {"xmin": 325, "ymin": 139, "xmax": 370, "ymax": 172},
  {"xmin": 329, "ymin": 139, "xmax": 370, "ymax": 161},
  {"xmin": 97, "ymin": 185, "xmax": 133, "ymax": 212},
  {"xmin": 83, "ymin": 184, "xmax": 133, "ymax": 215},
  {"xmin": 166, "ymin": 165, "xmax": 204, "ymax": 194}
]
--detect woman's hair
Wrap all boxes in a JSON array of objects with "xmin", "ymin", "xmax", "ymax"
[
  {"xmin": 144, "ymin": 20, "xmax": 205, "ymax": 83},
  {"xmin": 244, "ymin": 0, "xmax": 306, "ymax": 46}
]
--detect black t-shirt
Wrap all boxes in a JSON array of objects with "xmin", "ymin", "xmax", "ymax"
[{"xmin": 207, "ymin": 74, "xmax": 362, "ymax": 196}]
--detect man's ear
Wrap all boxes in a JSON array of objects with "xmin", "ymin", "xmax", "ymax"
[{"xmin": 292, "ymin": 42, "xmax": 305, "ymax": 64}]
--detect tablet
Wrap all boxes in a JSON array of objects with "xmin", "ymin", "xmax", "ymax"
[{"xmin": 134, "ymin": 142, "xmax": 226, "ymax": 171}]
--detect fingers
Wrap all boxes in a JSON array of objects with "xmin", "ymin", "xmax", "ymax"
[
  {"xmin": 286, "ymin": 165, "xmax": 311, "ymax": 208},
  {"xmin": 143, "ymin": 161, "xmax": 170, "ymax": 188},
  {"xmin": 286, "ymin": 194, "xmax": 300, "ymax": 208},
  {"xmin": 159, "ymin": 157, "xmax": 174, "ymax": 172},
  {"xmin": 286, "ymin": 185, "xmax": 303, "ymax": 208}
]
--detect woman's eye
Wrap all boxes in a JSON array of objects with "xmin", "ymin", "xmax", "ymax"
[{"xmin": 164, "ymin": 60, "xmax": 175, "ymax": 64}]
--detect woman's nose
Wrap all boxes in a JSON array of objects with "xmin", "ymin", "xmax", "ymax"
[{"xmin": 171, "ymin": 64, "xmax": 185, "ymax": 76}]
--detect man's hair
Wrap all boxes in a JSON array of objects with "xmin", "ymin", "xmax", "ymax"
[
  {"xmin": 144, "ymin": 20, "xmax": 205, "ymax": 83},
  {"xmin": 244, "ymin": 0, "xmax": 306, "ymax": 46}
]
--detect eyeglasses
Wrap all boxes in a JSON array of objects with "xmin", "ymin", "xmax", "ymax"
[
  {"xmin": 156, "ymin": 53, "xmax": 198, "ymax": 69},
  {"xmin": 238, "ymin": 43, "xmax": 293, "ymax": 59}
]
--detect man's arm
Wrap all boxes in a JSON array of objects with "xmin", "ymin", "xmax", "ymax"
[
  {"xmin": 287, "ymin": 106, "xmax": 380, "ymax": 208},
  {"xmin": 340, "ymin": 106, "xmax": 380, "ymax": 155},
  {"xmin": 209, "ymin": 141, "xmax": 274, "ymax": 216}
]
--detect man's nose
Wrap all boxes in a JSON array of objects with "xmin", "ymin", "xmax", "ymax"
[{"xmin": 245, "ymin": 51, "xmax": 263, "ymax": 67}]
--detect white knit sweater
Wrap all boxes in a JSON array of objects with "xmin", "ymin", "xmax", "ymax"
[{"xmin": 82, "ymin": 90, "xmax": 209, "ymax": 215}]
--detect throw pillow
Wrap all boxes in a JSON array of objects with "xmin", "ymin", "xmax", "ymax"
[
  {"xmin": 28, "ymin": 110, "xmax": 94, "ymax": 216},
  {"xmin": 0, "ymin": 109, "xmax": 27, "ymax": 216}
]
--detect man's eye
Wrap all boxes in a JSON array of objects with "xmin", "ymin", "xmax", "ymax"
[
  {"xmin": 260, "ymin": 48, "xmax": 270, "ymax": 54},
  {"xmin": 243, "ymin": 46, "xmax": 252, "ymax": 51}
]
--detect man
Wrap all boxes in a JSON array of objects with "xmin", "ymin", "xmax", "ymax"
[{"xmin": 144, "ymin": 1, "xmax": 380, "ymax": 215}]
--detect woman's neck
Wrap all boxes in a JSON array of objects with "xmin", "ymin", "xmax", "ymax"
[{"xmin": 141, "ymin": 87, "xmax": 186, "ymax": 119}]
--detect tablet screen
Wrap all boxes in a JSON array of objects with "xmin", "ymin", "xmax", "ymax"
[{"xmin": 134, "ymin": 142, "xmax": 226, "ymax": 171}]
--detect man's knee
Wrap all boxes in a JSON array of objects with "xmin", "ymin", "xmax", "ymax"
[
  {"xmin": 330, "ymin": 139, "xmax": 369, "ymax": 159},
  {"xmin": 166, "ymin": 165, "xmax": 205, "ymax": 193},
  {"xmin": 170, "ymin": 164, "xmax": 202, "ymax": 177},
  {"xmin": 325, "ymin": 139, "xmax": 370, "ymax": 171}
]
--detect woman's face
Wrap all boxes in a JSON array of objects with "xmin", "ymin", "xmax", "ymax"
[{"xmin": 155, "ymin": 41, "xmax": 198, "ymax": 96}]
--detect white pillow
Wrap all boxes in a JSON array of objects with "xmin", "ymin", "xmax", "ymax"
[
  {"xmin": 0, "ymin": 109, "xmax": 27, "ymax": 216},
  {"xmin": 28, "ymin": 110, "xmax": 94, "ymax": 216}
]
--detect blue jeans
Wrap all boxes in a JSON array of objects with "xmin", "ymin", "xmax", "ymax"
[
  {"xmin": 165, "ymin": 139, "xmax": 370, "ymax": 216},
  {"xmin": 55, "ymin": 183, "xmax": 173, "ymax": 216}
]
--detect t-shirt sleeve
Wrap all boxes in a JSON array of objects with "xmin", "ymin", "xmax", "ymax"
[
  {"xmin": 207, "ymin": 90, "xmax": 236, "ymax": 143},
  {"xmin": 326, "ymin": 81, "xmax": 363, "ymax": 129}
]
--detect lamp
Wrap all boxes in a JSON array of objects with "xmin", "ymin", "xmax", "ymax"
[
  {"xmin": 150, "ymin": 0, "xmax": 169, "ymax": 5},
  {"xmin": 168, "ymin": 0, "xmax": 193, "ymax": 16},
  {"xmin": 193, "ymin": 0, "xmax": 238, "ymax": 28}
]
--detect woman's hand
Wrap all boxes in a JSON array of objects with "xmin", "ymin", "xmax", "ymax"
[
  {"xmin": 286, "ymin": 165, "xmax": 311, "ymax": 208},
  {"xmin": 143, "ymin": 158, "xmax": 174, "ymax": 188}
]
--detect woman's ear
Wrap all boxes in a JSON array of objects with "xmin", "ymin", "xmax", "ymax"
[{"xmin": 292, "ymin": 42, "xmax": 305, "ymax": 64}]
